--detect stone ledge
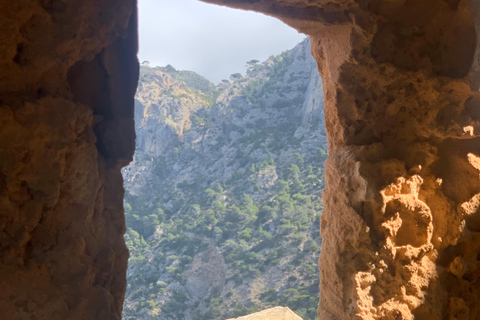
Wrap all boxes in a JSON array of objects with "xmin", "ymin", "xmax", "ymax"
[{"xmin": 225, "ymin": 307, "xmax": 303, "ymax": 320}]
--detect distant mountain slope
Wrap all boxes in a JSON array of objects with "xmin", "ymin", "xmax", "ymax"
[{"xmin": 122, "ymin": 38, "xmax": 326, "ymax": 320}]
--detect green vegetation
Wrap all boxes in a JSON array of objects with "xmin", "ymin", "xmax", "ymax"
[
  {"xmin": 125, "ymin": 148, "xmax": 323, "ymax": 318},
  {"xmin": 124, "ymin": 38, "xmax": 325, "ymax": 320}
]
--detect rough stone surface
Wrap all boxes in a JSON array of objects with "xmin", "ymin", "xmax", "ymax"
[
  {"xmin": 204, "ymin": 0, "xmax": 480, "ymax": 319},
  {"xmin": 0, "ymin": 1, "xmax": 138, "ymax": 319},
  {"xmin": 225, "ymin": 306, "xmax": 303, "ymax": 320}
]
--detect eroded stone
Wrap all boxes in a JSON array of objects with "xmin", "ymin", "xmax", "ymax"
[{"xmin": 0, "ymin": 0, "xmax": 138, "ymax": 319}]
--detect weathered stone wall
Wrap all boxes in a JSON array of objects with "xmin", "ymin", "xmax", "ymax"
[
  {"xmin": 204, "ymin": 0, "xmax": 480, "ymax": 319},
  {"xmin": 0, "ymin": 1, "xmax": 138, "ymax": 319}
]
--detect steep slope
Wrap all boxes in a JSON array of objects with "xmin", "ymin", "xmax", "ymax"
[{"xmin": 122, "ymin": 38, "xmax": 326, "ymax": 320}]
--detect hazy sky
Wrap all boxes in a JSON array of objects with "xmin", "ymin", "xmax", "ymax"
[{"xmin": 138, "ymin": 0, "xmax": 306, "ymax": 84}]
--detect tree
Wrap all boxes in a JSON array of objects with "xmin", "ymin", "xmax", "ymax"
[
  {"xmin": 258, "ymin": 205, "xmax": 276, "ymax": 222},
  {"xmin": 165, "ymin": 64, "xmax": 176, "ymax": 72},
  {"xmin": 267, "ymin": 155, "xmax": 275, "ymax": 165},
  {"xmin": 205, "ymin": 188, "xmax": 221, "ymax": 204},
  {"xmin": 246, "ymin": 59, "xmax": 262, "ymax": 76},
  {"xmin": 230, "ymin": 73, "xmax": 242, "ymax": 81},
  {"xmin": 306, "ymin": 165, "xmax": 314, "ymax": 176},
  {"xmin": 287, "ymin": 164, "xmax": 300, "ymax": 180},
  {"xmin": 246, "ymin": 59, "xmax": 259, "ymax": 67},
  {"xmin": 317, "ymin": 147, "xmax": 328, "ymax": 160},
  {"xmin": 293, "ymin": 153, "xmax": 304, "ymax": 166},
  {"xmin": 141, "ymin": 214, "xmax": 160, "ymax": 237},
  {"xmin": 241, "ymin": 194, "xmax": 259, "ymax": 219},
  {"xmin": 238, "ymin": 228, "xmax": 252, "ymax": 241},
  {"xmin": 215, "ymin": 183, "xmax": 224, "ymax": 194}
]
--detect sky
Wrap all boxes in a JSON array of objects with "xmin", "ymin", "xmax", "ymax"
[{"xmin": 138, "ymin": 0, "xmax": 306, "ymax": 84}]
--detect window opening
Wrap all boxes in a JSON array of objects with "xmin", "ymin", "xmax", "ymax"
[{"xmin": 122, "ymin": 1, "xmax": 326, "ymax": 319}]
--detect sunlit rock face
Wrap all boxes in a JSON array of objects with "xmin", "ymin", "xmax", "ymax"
[
  {"xmin": 203, "ymin": 0, "xmax": 480, "ymax": 319},
  {"xmin": 0, "ymin": 1, "xmax": 138, "ymax": 319},
  {"xmin": 226, "ymin": 306, "xmax": 303, "ymax": 320}
]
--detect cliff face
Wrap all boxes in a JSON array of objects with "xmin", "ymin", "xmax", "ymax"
[
  {"xmin": 134, "ymin": 67, "xmax": 218, "ymax": 158},
  {"xmin": 122, "ymin": 39, "xmax": 326, "ymax": 320},
  {"xmin": 0, "ymin": 1, "xmax": 138, "ymax": 319}
]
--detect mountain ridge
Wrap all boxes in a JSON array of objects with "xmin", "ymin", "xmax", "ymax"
[{"xmin": 122, "ymin": 38, "xmax": 326, "ymax": 320}]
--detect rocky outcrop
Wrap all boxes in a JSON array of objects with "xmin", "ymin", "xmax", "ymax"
[
  {"xmin": 0, "ymin": 1, "xmax": 138, "ymax": 319},
  {"xmin": 134, "ymin": 68, "xmax": 216, "ymax": 158},
  {"xmin": 203, "ymin": 0, "xmax": 480, "ymax": 319},
  {"xmin": 225, "ymin": 306, "xmax": 303, "ymax": 320}
]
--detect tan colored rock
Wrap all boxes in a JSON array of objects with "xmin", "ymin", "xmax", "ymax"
[
  {"xmin": 226, "ymin": 307, "xmax": 303, "ymax": 320},
  {"xmin": 205, "ymin": 0, "xmax": 480, "ymax": 319}
]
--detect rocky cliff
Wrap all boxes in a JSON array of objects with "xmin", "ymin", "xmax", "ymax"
[{"xmin": 122, "ymin": 39, "xmax": 326, "ymax": 320}]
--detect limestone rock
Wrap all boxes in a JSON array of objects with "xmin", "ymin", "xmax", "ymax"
[
  {"xmin": 184, "ymin": 246, "xmax": 226, "ymax": 300},
  {"xmin": 225, "ymin": 307, "xmax": 303, "ymax": 320}
]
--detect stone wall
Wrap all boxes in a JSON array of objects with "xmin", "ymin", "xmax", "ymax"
[
  {"xmin": 204, "ymin": 0, "xmax": 480, "ymax": 319},
  {"xmin": 0, "ymin": 1, "xmax": 138, "ymax": 319}
]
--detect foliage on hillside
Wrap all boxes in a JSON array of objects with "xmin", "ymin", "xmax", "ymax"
[{"xmin": 122, "ymin": 38, "xmax": 327, "ymax": 320}]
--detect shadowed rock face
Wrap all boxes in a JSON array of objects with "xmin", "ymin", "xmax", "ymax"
[
  {"xmin": 0, "ymin": 1, "xmax": 138, "ymax": 319},
  {"xmin": 1, "ymin": 0, "xmax": 480, "ymax": 319},
  {"xmin": 203, "ymin": 0, "xmax": 480, "ymax": 319}
]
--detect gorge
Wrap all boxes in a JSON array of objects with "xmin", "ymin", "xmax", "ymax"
[{"xmin": 123, "ymin": 39, "xmax": 324, "ymax": 320}]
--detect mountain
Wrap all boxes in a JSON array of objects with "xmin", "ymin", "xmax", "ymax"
[{"xmin": 122, "ymin": 38, "xmax": 327, "ymax": 320}]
